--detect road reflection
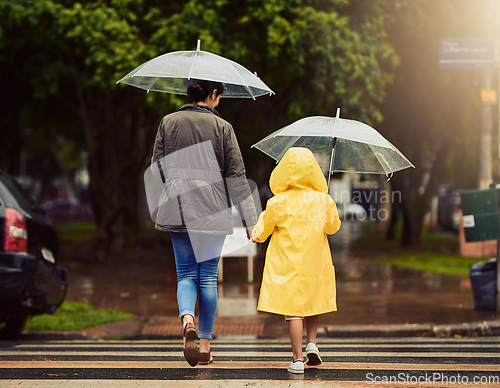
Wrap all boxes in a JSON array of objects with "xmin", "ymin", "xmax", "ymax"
[{"xmin": 62, "ymin": 221, "xmax": 499, "ymax": 326}]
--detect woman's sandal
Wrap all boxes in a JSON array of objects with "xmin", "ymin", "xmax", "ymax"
[
  {"xmin": 199, "ymin": 352, "xmax": 213, "ymax": 365},
  {"xmin": 182, "ymin": 322, "xmax": 199, "ymax": 367}
]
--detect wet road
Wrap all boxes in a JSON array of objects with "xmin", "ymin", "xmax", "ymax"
[
  {"xmin": 1, "ymin": 337, "xmax": 499, "ymax": 386},
  {"xmin": 61, "ymin": 221, "xmax": 499, "ymax": 327}
]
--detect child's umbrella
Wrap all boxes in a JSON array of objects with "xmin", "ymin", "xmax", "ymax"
[{"xmin": 252, "ymin": 108, "xmax": 414, "ymax": 188}]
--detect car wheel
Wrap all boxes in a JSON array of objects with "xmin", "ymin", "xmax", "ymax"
[{"xmin": 0, "ymin": 317, "xmax": 27, "ymax": 340}]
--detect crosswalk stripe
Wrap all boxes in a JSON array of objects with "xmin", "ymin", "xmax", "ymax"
[
  {"xmin": 0, "ymin": 381, "xmax": 354, "ymax": 388},
  {"xmin": 12, "ymin": 342, "xmax": 500, "ymax": 349},
  {"xmin": 1, "ymin": 361, "xmax": 500, "ymax": 371},
  {"xmin": 1, "ymin": 367, "xmax": 499, "ymax": 382},
  {"xmin": 2, "ymin": 350, "xmax": 499, "ymax": 358},
  {"xmin": 9, "ymin": 337, "xmax": 500, "ymax": 343},
  {"xmin": 1, "ymin": 337, "xmax": 499, "ymax": 384}
]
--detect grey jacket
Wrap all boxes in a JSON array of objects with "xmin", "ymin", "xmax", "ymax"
[{"xmin": 150, "ymin": 103, "xmax": 257, "ymax": 235}]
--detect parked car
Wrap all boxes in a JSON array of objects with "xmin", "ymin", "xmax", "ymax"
[
  {"xmin": 0, "ymin": 170, "xmax": 68, "ymax": 338},
  {"xmin": 41, "ymin": 197, "xmax": 94, "ymax": 223}
]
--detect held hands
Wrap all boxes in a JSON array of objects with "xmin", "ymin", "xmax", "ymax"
[{"xmin": 246, "ymin": 226, "xmax": 255, "ymax": 241}]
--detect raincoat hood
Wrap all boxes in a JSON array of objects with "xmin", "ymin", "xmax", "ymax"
[{"xmin": 270, "ymin": 147, "xmax": 328, "ymax": 195}]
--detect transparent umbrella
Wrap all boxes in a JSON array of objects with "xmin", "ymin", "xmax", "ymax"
[
  {"xmin": 252, "ymin": 109, "xmax": 414, "ymax": 185},
  {"xmin": 116, "ymin": 40, "xmax": 274, "ymax": 99}
]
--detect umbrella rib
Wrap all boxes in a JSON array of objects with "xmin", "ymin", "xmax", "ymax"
[
  {"xmin": 251, "ymin": 146, "xmax": 280, "ymax": 164},
  {"xmin": 231, "ymin": 65, "xmax": 257, "ymax": 100},
  {"xmin": 147, "ymin": 76, "xmax": 165, "ymax": 93},
  {"xmin": 374, "ymin": 151, "xmax": 392, "ymax": 178},
  {"xmin": 146, "ymin": 77, "xmax": 156, "ymax": 93}
]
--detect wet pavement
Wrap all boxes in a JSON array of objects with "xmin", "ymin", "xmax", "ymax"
[
  {"xmin": 59, "ymin": 221, "xmax": 499, "ymax": 338},
  {"xmin": 3, "ymin": 337, "xmax": 500, "ymax": 386}
]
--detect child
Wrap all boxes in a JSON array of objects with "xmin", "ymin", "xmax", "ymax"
[{"xmin": 252, "ymin": 147, "xmax": 341, "ymax": 374}]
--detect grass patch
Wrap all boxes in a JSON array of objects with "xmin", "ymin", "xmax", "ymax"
[
  {"xmin": 378, "ymin": 254, "xmax": 487, "ymax": 277},
  {"xmin": 353, "ymin": 223, "xmax": 459, "ymax": 252},
  {"xmin": 421, "ymin": 229, "xmax": 459, "ymax": 252},
  {"xmin": 53, "ymin": 222, "xmax": 97, "ymax": 242},
  {"xmin": 24, "ymin": 301, "xmax": 133, "ymax": 331},
  {"xmin": 353, "ymin": 223, "xmax": 483, "ymax": 276}
]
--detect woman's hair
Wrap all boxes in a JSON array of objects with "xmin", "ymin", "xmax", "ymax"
[{"xmin": 187, "ymin": 80, "xmax": 224, "ymax": 103}]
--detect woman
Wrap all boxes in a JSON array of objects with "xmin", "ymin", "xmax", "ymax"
[{"xmin": 151, "ymin": 80, "xmax": 257, "ymax": 366}]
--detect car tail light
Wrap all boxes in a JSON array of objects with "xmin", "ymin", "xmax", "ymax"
[{"xmin": 4, "ymin": 208, "xmax": 28, "ymax": 252}]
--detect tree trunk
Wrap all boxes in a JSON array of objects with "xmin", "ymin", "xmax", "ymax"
[
  {"xmin": 81, "ymin": 93, "xmax": 157, "ymax": 260},
  {"xmin": 400, "ymin": 201, "xmax": 423, "ymax": 248},
  {"xmin": 386, "ymin": 199, "xmax": 400, "ymax": 241}
]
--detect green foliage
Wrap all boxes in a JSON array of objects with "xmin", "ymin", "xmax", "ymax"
[
  {"xmin": 0, "ymin": 0, "xmax": 399, "ymax": 151},
  {"xmin": 378, "ymin": 254, "xmax": 486, "ymax": 277},
  {"xmin": 25, "ymin": 301, "xmax": 133, "ymax": 331},
  {"xmin": 0, "ymin": 0, "xmax": 400, "ymax": 253},
  {"xmin": 141, "ymin": 0, "xmax": 398, "ymax": 124}
]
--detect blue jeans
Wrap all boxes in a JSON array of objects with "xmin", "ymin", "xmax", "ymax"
[{"xmin": 171, "ymin": 232, "xmax": 225, "ymax": 340}]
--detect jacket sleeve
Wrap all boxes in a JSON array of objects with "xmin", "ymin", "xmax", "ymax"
[
  {"xmin": 325, "ymin": 196, "xmax": 341, "ymax": 235},
  {"xmin": 251, "ymin": 209, "xmax": 276, "ymax": 243},
  {"xmin": 223, "ymin": 123, "xmax": 258, "ymax": 229},
  {"xmin": 151, "ymin": 120, "xmax": 165, "ymax": 164}
]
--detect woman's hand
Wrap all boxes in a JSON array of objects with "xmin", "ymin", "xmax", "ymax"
[{"xmin": 246, "ymin": 226, "xmax": 254, "ymax": 240}]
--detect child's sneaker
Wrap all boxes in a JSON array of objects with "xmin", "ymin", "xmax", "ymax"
[
  {"xmin": 287, "ymin": 359, "xmax": 304, "ymax": 373},
  {"xmin": 305, "ymin": 342, "xmax": 322, "ymax": 366}
]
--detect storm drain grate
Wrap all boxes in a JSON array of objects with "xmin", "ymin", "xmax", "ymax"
[
  {"xmin": 214, "ymin": 322, "xmax": 264, "ymax": 336},
  {"xmin": 142, "ymin": 317, "xmax": 264, "ymax": 336}
]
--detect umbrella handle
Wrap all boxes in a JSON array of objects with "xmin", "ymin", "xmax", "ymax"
[
  {"xmin": 327, "ymin": 137, "xmax": 337, "ymax": 193},
  {"xmin": 328, "ymin": 108, "xmax": 340, "ymax": 193}
]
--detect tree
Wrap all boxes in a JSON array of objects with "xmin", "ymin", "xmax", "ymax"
[
  {"xmin": 0, "ymin": 0, "xmax": 399, "ymax": 258},
  {"xmin": 379, "ymin": 0, "xmax": 496, "ymax": 247}
]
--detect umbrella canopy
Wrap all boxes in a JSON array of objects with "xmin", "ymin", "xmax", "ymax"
[
  {"xmin": 116, "ymin": 40, "xmax": 274, "ymax": 99},
  {"xmin": 252, "ymin": 109, "xmax": 414, "ymax": 180}
]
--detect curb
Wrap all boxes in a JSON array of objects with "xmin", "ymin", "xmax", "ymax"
[
  {"xmin": 18, "ymin": 318, "xmax": 500, "ymax": 341},
  {"xmin": 18, "ymin": 316, "xmax": 146, "ymax": 341},
  {"xmin": 18, "ymin": 331, "xmax": 92, "ymax": 341},
  {"xmin": 323, "ymin": 319, "xmax": 500, "ymax": 338}
]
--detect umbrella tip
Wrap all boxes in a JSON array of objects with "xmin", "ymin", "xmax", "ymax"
[
  {"xmin": 196, "ymin": 40, "xmax": 201, "ymax": 51},
  {"xmin": 336, "ymin": 108, "xmax": 340, "ymax": 118}
]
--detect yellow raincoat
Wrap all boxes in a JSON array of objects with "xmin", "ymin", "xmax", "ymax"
[{"xmin": 252, "ymin": 147, "xmax": 341, "ymax": 317}]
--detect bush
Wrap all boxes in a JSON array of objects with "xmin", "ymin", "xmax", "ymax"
[{"xmin": 25, "ymin": 301, "xmax": 133, "ymax": 331}]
